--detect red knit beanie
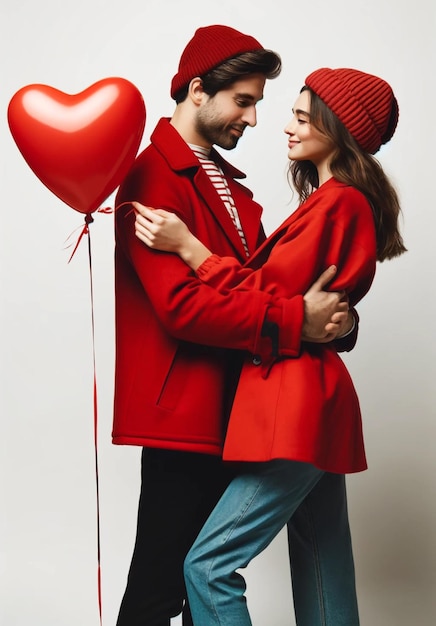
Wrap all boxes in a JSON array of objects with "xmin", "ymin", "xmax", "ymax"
[
  {"xmin": 170, "ymin": 25, "xmax": 264, "ymax": 99},
  {"xmin": 305, "ymin": 68, "xmax": 399, "ymax": 154}
]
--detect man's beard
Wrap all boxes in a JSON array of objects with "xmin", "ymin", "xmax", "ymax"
[{"xmin": 195, "ymin": 108, "xmax": 242, "ymax": 151}]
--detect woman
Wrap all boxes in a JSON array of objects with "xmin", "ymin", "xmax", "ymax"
[{"xmin": 133, "ymin": 68, "xmax": 406, "ymax": 625}]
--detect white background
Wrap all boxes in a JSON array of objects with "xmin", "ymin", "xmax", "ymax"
[{"xmin": 1, "ymin": 1, "xmax": 435, "ymax": 625}]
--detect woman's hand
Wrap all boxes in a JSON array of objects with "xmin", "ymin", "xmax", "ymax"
[
  {"xmin": 133, "ymin": 202, "xmax": 190, "ymax": 253},
  {"xmin": 133, "ymin": 201, "xmax": 212, "ymax": 270}
]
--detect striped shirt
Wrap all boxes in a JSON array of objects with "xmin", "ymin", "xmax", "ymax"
[{"xmin": 190, "ymin": 144, "xmax": 250, "ymax": 258}]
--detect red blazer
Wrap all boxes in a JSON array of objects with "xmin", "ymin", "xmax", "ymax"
[
  {"xmin": 113, "ymin": 119, "xmax": 303, "ymax": 454},
  {"xmin": 196, "ymin": 178, "xmax": 377, "ymax": 473}
]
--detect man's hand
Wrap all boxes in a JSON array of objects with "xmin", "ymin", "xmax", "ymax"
[{"xmin": 302, "ymin": 266, "xmax": 351, "ymax": 343}]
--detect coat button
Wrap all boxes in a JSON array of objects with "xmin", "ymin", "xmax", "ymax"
[{"xmin": 252, "ymin": 355, "xmax": 262, "ymax": 366}]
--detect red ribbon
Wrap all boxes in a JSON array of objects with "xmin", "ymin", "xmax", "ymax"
[
  {"xmin": 64, "ymin": 206, "xmax": 113, "ymax": 263},
  {"xmin": 64, "ymin": 202, "xmax": 134, "ymax": 624},
  {"xmin": 86, "ymin": 225, "xmax": 103, "ymax": 626},
  {"xmin": 64, "ymin": 211, "xmax": 105, "ymax": 624}
]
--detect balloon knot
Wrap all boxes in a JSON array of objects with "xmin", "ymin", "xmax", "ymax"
[{"xmin": 85, "ymin": 213, "xmax": 94, "ymax": 225}]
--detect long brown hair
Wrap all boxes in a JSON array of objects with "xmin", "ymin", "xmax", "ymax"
[{"xmin": 289, "ymin": 87, "xmax": 406, "ymax": 262}]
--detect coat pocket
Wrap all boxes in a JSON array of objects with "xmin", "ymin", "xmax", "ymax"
[{"xmin": 155, "ymin": 346, "xmax": 188, "ymax": 411}]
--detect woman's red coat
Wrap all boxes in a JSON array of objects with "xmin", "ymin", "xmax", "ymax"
[{"xmin": 196, "ymin": 178, "xmax": 377, "ymax": 473}]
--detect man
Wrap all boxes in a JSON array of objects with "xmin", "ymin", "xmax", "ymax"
[{"xmin": 113, "ymin": 25, "xmax": 354, "ymax": 626}]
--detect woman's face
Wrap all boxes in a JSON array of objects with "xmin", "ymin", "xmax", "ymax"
[{"xmin": 284, "ymin": 89, "xmax": 335, "ymax": 169}]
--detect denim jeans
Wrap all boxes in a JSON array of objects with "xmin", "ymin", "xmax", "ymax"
[{"xmin": 184, "ymin": 460, "xmax": 359, "ymax": 626}]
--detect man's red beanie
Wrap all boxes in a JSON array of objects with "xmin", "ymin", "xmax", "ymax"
[{"xmin": 170, "ymin": 25, "xmax": 264, "ymax": 99}]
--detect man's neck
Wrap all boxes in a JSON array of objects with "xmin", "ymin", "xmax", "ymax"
[{"xmin": 170, "ymin": 106, "xmax": 212, "ymax": 150}]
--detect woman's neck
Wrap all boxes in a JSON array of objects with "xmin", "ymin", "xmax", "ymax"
[{"xmin": 316, "ymin": 161, "xmax": 333, "ymax": 186}]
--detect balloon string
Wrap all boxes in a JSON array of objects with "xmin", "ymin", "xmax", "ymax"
[
  {"xmin": 64, "ymin": 205, "xmax": 113, "ymax": 263},
  {"xmin": 114, "ymin": 200, "xmax": 135, "ymax": 217},
  {"xmin": 63, "ymin": 202, "xmax": 132, "ymax": 621},
  {"xmin": 65, "ymin": 206, "xmax": 128, "ymax": 622},
  {"xmin": 64, "ymin": 213, "xmax": 94, "ymax": 263},
  {"xmin": 86, "ymin": 219, "xmax": 103, "ymax": 626}
]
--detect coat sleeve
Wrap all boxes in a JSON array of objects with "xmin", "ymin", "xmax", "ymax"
[
  {"xmin": 194, "ymin": 188, "xmax": 377, "ymax": 355},
  {"xmin": 334, "ymin": 308, "xmax": 359, "ymax": 353},
  {"xmin": 115, "ymin": 167, "xmax": 303, "ymax": 358}
]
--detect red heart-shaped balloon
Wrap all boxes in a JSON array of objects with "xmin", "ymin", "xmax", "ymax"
[{"xmin": 8, "ymin": 77, "xmax": 146, "ymax": 214}]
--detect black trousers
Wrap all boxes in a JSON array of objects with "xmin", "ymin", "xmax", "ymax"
[{"xmin": 116, "ymin": 448, "xmax": 236, "ymax": 626}]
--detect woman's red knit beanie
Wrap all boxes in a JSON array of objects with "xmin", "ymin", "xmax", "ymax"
[
  {"xmin": 170, "ymin": 25, "xmax": 263, "ymax": 99},
  {"xmin": 305, "ymin": 68, "xmax": 399, "ymax": 154}
]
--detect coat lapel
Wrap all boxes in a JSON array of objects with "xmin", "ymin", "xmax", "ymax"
[
  {"xmin": 152, "ymin": 119, "xmax": 263, "ymax": 262},
  {"xmin": 244, "ymin": 178, "xmax": 341, "ymax": 270}
]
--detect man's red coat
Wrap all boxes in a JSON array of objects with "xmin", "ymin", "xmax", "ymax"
[{"xmin": 113, "ymin": 118, "xmax": 303, "ymax": 454}]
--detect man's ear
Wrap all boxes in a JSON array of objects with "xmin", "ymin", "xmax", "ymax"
[{"xmin": 188, "ymin": 77, "xmax": 206, "ymax": 105}]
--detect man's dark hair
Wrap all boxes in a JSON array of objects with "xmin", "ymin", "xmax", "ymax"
[{"xmin": 174, "ymin": 49, "xmax": 282, "ymax": 103}]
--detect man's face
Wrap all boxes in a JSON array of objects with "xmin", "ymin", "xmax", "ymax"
[{"xmin": 195, "ymin": 74, "xmax": 266, "ymax": 150}]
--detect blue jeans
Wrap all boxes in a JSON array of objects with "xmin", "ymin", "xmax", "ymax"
[{"xmin": 184, "ymin": 460, "xmax": 359, "ymax": 626}]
